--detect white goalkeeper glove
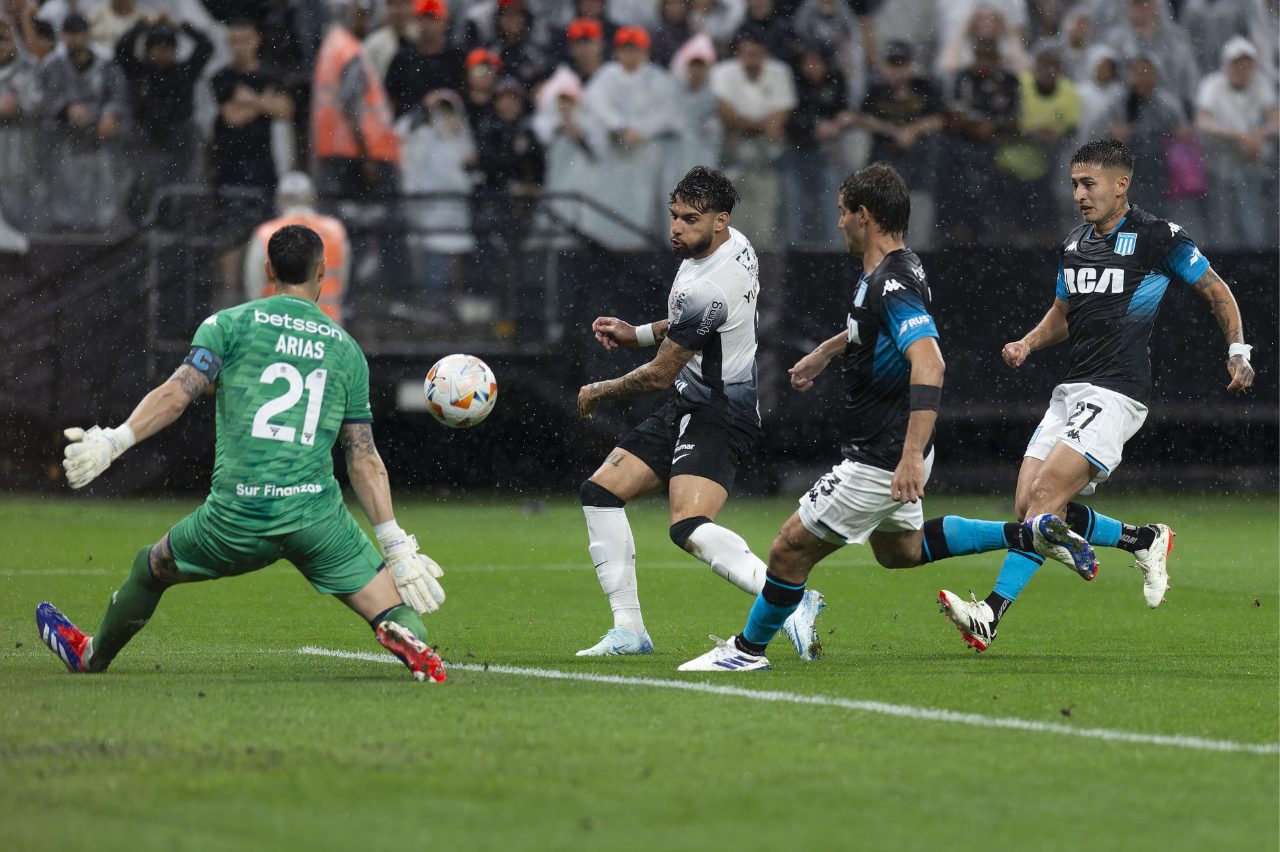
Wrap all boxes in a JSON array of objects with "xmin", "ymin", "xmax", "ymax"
[
  {"xmin": 62, "ymin": 425, "xmax": 136, "ymax": 489},
  {"xmin": 376, "ymin": 523, "xmax": 446, "ymax": 615}
]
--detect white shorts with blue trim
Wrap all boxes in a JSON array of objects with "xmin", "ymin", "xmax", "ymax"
[
  {"xmin": 797, "ymin": 451, "xmax": 935, "ymax": 546},
  {"xmin": 1024, "ymin": 382, "xmax": 1148, "ymax": 496}
]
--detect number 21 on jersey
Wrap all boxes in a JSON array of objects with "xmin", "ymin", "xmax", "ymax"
[{"xmin": 252, "ymin": 362, "xmax": 327, "ymax": 446}]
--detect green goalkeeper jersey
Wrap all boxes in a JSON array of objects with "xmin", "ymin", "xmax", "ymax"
[{"xmin": 187, "ymin": 295, "xmax": 372, "ymax": 535}]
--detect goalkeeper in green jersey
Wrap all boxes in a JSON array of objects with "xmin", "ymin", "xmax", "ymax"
[{"xmin": 36, "ymin": 225, "xmax": 448, "ymax": 683}]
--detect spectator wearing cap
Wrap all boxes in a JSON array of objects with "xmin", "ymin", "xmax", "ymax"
[
  {"xmin": 244, "ymin": 172, "xmax": 352, "ymax": 321},
  {"xmin": 485, "ymin": 0, "xmax": 549, "ymax": 88},
  {"xmin": 385, "ymin": 0, "xmax": 465, "ymax": 116},
  {"xmin": 563, "ymin": 17, "xmax": 606, "ymax": 84},
  {"xmin": 114, "ymin": 11, "xmax": 213, "ymax": 222},
  {"xmin": 396, "ymin": 87, "xmax": 476, "ymax": 309},
  {"xmin": 583, "ymin": 25, "xmax": 678, "ymax": 244},
  {"xmin": 463, "ymin": 46, "xmax": 501, "ymax": 123},
  {"xmin": 88, "ymin": 0, "xmax": 152, "ymax": 52},
  {"xmin": 550, "ymin": 0, "xmax": 617, "ymax": 64},
  {"xmin": 1195, "ymin": 36, "xmax": 1279, "ymax": 249},
  {"xmin": 858, "ymin": 39, "xmax": 944, "ymax": 195},
  {"xmin": 365, "ymin": 0, "xmax": 418, "ymax": 79},
  {"xmin": 781, "ymin": 42, "xmax": 847, "ymax": 248},
  {"xmin": 37, "ymin": 12, "xmax": 129, "ymax": 232},
  {"xmin": 709, "ymin": 24, "xmax": 795, "ymax": 250},
  {"xmin": 531, "ymin": 65, "xmax": 611, "ymax": 245},
  {"xmin": 649, "ymin": 0, "xmax": 692, "ymax": 67},
  {"xmin": 938, "ymin": 34, "xmax": 1021, "ymax": 243},
  {"xmin": 0, "ymin": 17, "xmax": 37, "ymax": 228},
  {"xmin": 1182, "ymin": 0, "xmax": 1264, "ymax": 85},
  {"xmin": 666, "ymin": 33, "xmax": 721, "ymax": 180}
]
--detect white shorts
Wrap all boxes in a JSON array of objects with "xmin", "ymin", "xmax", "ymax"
[
  {"xmin": 1025, "ymin": 382, "xmax": 1148, "ymax": 496},
  {"xmin": 796, "ymin": 451, "xmax": 935, "ymax": 546}
]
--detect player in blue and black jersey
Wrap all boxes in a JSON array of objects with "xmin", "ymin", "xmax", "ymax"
[
  {"xmin": 940, "ymin": 138, "xmax": 1256, "ymax": 651},
  {"xmin": 680, "ymin": 164, "xmax": 1097, "ymax": 671}
]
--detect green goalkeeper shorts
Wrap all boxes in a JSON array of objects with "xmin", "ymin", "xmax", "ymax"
[{"xmin": 167, "ymin": 502, "xmax": 384, "ymax": 595}]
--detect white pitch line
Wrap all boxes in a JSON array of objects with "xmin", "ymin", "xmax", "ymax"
[{"xmin": 298, "ymin": 646, "xmax": 1279, "ymax": 757}]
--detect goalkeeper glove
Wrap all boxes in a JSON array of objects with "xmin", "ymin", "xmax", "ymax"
[
  {"xmin": 376, "ymin": 523, "xmax": 446, "ymax": 615},
  {"xmin": 62, "ymin": 425, "xmax": 136, "ymax": 489}
]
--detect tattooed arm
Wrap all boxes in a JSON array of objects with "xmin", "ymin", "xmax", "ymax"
[
  {"xmin": 1192, "ymin": 267, "xmax": 1255, "ymax": 394},
  {"xmin": 339, "ymin": 422, "xmax": 395, "ymax": 525},
  {"xmin": 577, "ymin": 337, "xmax": 698, "ymax": 417},
  {"xmin": 120, "ymin": 364, "xmax": 211, "ymax": 442}
]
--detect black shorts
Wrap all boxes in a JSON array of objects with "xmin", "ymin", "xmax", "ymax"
[{"xmin": 616, "ymin": 393, "xmax": 760, "ymax": 492}]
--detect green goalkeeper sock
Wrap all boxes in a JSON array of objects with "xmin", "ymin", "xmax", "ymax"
[
  {"xmin": 89, "ymin": 546, "xmax": 166, "ymax": 671},
  {"xmin": 371, "ymin": 604, "xmax": 428, "ymax": 644}
]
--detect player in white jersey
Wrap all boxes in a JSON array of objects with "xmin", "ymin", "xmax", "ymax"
[{"xmin": 574, "ymin": 166, "xmax": 825, "ymax": 660}]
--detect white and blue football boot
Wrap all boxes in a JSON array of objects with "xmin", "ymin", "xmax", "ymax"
[
  {"xmin": 1029, "ymin": 513, "xmax": 1099, "ymax": 581},
  {"xmin": 677, "ymin": 635, "xmax": 771, "ymax": 672},
  {"xmin": 576, "ymin": 626, "xmax": 654, "ymax": 657},
  {"xmin": 36, "ymin": 602, "xmax": 93, "ymax": 673},
  {"xmin": 780, "ymin": 589, "xmax": 826, "ymax": 661}
]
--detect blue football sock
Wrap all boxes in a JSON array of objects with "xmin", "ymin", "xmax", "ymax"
[
  {"xmin": 921, "ymin": 516, "xmax": 1016, "ymax": 562},
  {"xmin": 991, "ymin": 549, "xmax": 1046, "ymax": 602},
  {"xmin": 740, "ymin": 573, "xmax": 805, "ymax": 650}
]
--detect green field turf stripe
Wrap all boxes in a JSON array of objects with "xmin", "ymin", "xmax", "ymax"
[{"xmin": 298, "ymin": 647, "xmax": 1279, "ymax": 757}]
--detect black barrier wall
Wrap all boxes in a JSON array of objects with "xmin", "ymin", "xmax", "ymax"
[{"xmin": 1, "ymin": 244, "xmax": 1275, "ymax": 494}]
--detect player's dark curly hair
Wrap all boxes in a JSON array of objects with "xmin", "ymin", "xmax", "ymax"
[
  {"xmin": 267, "ymin": 224, "xmax": 325, "ymax": 285},
  {"xmin": 670, "ymin": 166, "xmax": 740, "ymax": 215},
  {"xmin": 1071, "ymin": 138, "xmax": 1135, "ymax": 173},
  {"xmin": 840, "ymin": 163, "xmax": 910, "ymax": 237}
]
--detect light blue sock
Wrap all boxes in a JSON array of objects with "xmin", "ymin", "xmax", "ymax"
[
  {"xmin": 741, "ymin": 574, "xmax": 805, "ymax": 648},
  {"xmin": 1085, "ymin": 507, "xmax": 1123, "ymax": 548},
  {"xmin": 921, "ymin": 516, "xmax": 1014, "ymax": 563},
  {"xmin": 992, "ymin": 549, "xmax": 1046, "ymax": 602}
]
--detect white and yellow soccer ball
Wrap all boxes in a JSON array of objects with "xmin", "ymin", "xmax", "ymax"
[{"xmin": 424, "ymin": 354, "xmax": 498, "ymax": 428}]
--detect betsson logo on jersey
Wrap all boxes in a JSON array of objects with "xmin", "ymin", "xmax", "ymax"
[
  {"xmin": 253, "ymin": 310, "xmax": 344, "ymax": 339},
  {"xmin": 1063, "ymin": 268, "xmax": 1125, "ymax": 295}
]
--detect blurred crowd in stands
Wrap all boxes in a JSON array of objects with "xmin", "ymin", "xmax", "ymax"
[{"xmin": 0, "ymin": 0, "xmax": 1275, "ymax": 265}]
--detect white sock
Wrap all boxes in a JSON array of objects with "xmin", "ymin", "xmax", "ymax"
[
  {"xmin": 583, "ymin": 506, "xmax": 646, "ymax": 636},
  {"xmin": 685, "ymin": 523, "xmax": 766, "ymax": 595}
]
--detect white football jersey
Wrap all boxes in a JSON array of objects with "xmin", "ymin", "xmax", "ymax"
[{"xmin": 665, "ymin": 226, "xmax": 761, "ymax": 426}]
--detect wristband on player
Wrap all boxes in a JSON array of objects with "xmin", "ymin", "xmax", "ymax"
[
  {"xmin": 1228, "ymin": 343, "xmax": 1252, "ymax": 362},
  {"xmin": 634, "ymin": 322, "xmax": 657, "ymax": 348},
  {"xmin": 909, "ymin": 384, "xmax": 942, "ymax": 412},
  {"xmin": 374, "ymin": 520, "xmax": 406, "ymax": 551}
]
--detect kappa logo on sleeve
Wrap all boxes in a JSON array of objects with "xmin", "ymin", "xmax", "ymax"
[{"xmin": 883, "ymin": 279, "xmax": 905, "ymax": 293}]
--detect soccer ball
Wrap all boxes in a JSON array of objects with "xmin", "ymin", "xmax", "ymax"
[{"xmin": 424, "ymin": 354, "xmax": 498, "ymax": 428}]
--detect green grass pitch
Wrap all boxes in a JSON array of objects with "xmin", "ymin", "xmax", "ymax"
[{"xmin": 2, "ymin": 493, "xmax": 1277, "ymax": 851}]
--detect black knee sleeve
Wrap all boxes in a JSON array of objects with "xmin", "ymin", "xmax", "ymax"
[
  {"xmin": 1064, "ymin": 502, "xmax": 1092, "ymax": 537},
  {"xmin": 580, "ymin": 480, "xmax": 626, "ymax": 508},
  {"xmin": 669, "ymin": 516, "xmax": 712, "ymax": 549}
]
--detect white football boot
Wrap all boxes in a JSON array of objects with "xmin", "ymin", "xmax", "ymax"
[
  {"xmin": 937, "ymin": 590, "xmax": 997, "ymax": 652},
  {"xmin": 1029, "ymin": 513, "xmax": 1099, "ymax": 581},
  {"xmin": 575, "ymin": 626, "xmax": 654, "ymax": 657},
  {"xmin": 1133, "ymin": 524, "xmax": 1174, "ymax": 608},
  {"xmin": 780, "ymin": 589, "xmax": 826, "ymax": 661},
  {"xmin": 677, "ymin": 635, "xmax": 772, "ymax": 671}
]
